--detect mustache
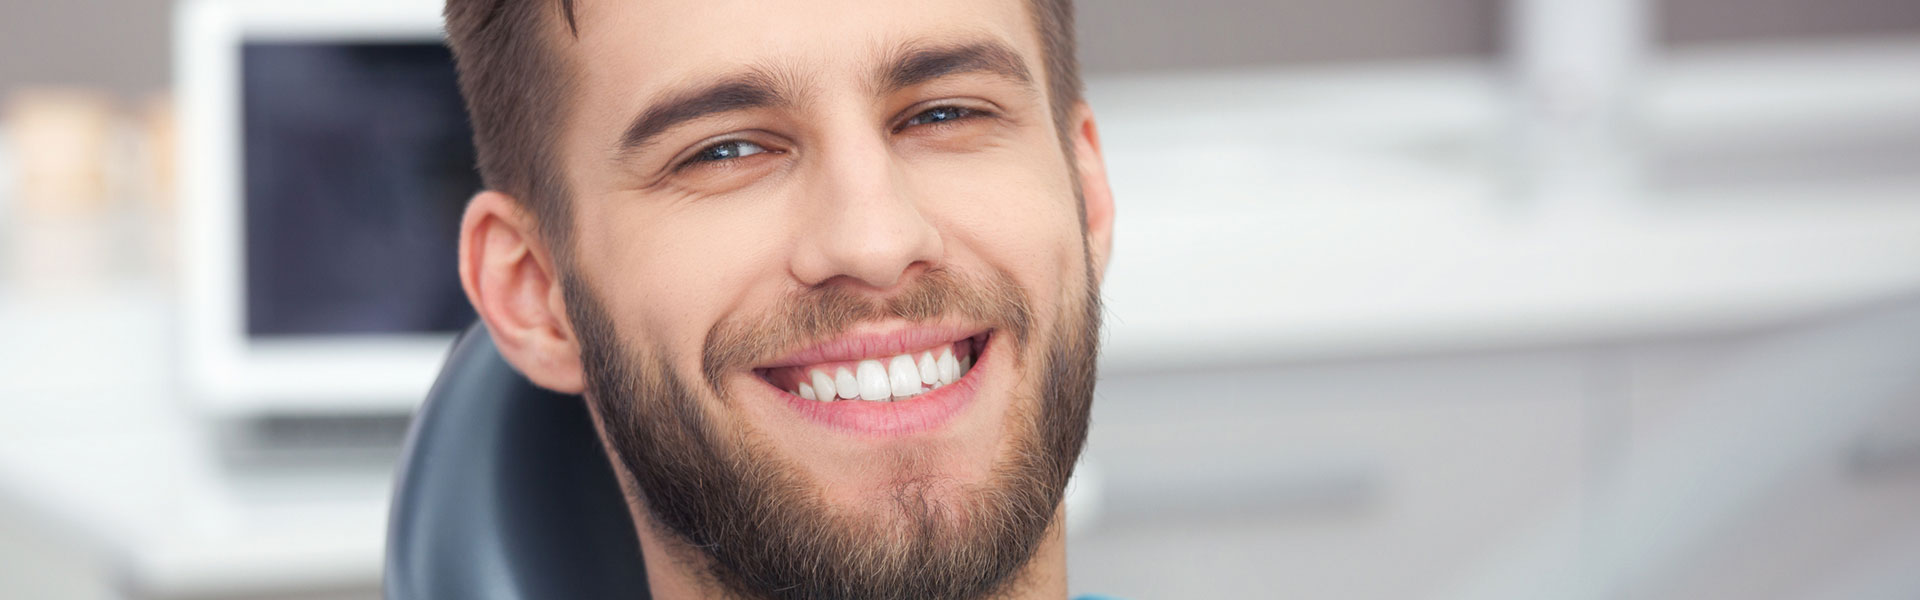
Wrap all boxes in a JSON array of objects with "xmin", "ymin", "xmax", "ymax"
[{"xmin": 701, "ymin": 267, "xmax": 1033, "ymax": 390}]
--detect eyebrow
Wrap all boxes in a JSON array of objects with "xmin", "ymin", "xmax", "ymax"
[
  {"xmin": 879, "ymin": 40, "xmax": 1034, "ymax": 95},
  {"xmin": 617, "ymin": 73, "xmax": 791, "ymax": 154},
  {"xmin": 615, "ymin": 38, "xmax": 1035, "ymax": 156}
]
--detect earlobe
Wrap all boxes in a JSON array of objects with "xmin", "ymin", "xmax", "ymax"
[
  {"xmin": 458, "ymin": 190, "xmax": 586, "ymax": 394},
  {"xmin": 1068, "ymin": 103, "xmax": 1116, "ymax": 284}
]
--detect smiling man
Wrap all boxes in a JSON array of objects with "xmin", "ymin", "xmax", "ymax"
[{"xmin": 445, "ymin": 0, "xmax": 1115, "ymax": 598}]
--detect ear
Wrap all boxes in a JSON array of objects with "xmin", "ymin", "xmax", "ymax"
[
  {"xmin": 1067, "ymin": 101, "xmax": 1115, "ymax": 284},
  {"xmin": 458, "ymin": 190, "xmax": 586, "ymax": 394}
]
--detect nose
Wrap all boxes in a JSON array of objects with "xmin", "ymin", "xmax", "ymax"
[{"xmin": 789, "ymin": 130, "xmax": 943, "ymax": 290}]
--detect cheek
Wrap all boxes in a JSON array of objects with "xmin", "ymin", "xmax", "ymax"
[
  {"xmin": 570, "ymin": 190, "xmax": 796, "ymax": 369},
  {"xmin": 910, "ymin": 137, "xmax": 1086, "ymax": 298}
]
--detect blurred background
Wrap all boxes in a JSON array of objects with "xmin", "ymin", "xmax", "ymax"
[{"xmin": 2, "ymin": 0, "xmax": 1919, "ymax": 598}]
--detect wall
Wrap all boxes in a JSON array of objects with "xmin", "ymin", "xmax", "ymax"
[{"xmin": 6, "ymin": 0, "xmax": 1920, "ymax": 100}]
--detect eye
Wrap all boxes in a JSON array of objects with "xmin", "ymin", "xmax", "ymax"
[
  {"xmin": 684, "ymin": 139, "xmax": 768, "ymax": 166},
  {"xmin": 899, "ymin": 105, "xmax": 983, "ymax": 130}
]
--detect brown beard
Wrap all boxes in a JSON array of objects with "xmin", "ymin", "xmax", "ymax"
[{"xmin": 565, "ymin": 261, "xmax": 1102, "ymax": 600}]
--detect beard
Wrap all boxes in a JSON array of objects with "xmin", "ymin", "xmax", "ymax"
[{"xmin": 564, "ymin": 260, "xmax": 1102, "ymax": 600}]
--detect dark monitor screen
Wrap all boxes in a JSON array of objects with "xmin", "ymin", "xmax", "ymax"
[{"xmin": 241, "ymin": 41, "xmax": 478, "ymax": 337}]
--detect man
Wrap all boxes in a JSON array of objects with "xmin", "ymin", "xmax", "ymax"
[{"xmin": 445, "ymin": 0, "xmax": 1115, "ymax": 598}]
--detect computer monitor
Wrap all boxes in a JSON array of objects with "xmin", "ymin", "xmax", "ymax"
[{"xmin": 177, "ymin": 0, "xmax": 472, "ymax": 416}]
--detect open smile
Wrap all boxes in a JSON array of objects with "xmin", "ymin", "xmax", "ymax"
[{"xmin": 750, "ymin": 326, "xmax": 994, "ymax": 435}]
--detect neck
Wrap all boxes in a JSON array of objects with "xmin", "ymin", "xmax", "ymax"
[{"xmin": 628, "ymin": 502, "xmax": 1070, "ymax": 600}]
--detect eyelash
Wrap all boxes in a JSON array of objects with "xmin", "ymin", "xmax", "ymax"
[
  {"xmin": 893, "ymin": 104, "xmax": 985, "ymax": 133},
  {"xmin": 674, "ymin": 104, "xmax": 990, "ymax": 171}
]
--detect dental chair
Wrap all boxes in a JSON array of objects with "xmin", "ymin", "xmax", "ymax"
[{"xmin": 385, "ymin": 323, "xmax": 652, "ymax": 599}]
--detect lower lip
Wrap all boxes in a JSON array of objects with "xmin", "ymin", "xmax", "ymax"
[{"xmin": 761, "ymin": 336, "xmax": 993, "ymax": 436}]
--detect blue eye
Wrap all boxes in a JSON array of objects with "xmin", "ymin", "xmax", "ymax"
[
  {"xmin": 904, "ymin": 106, "xmax": 977, "ymax": 128},
  {"xmin": 689, "ymin": 140, "xmax": 766, "ymax": 164}
]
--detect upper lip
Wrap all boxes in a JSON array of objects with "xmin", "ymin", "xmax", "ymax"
[{"xmin": 754, "ymin": 322, "xmax": 989, "ymax": 370}]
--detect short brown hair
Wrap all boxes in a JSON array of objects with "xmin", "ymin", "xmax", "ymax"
[{"xmin": 443, "ymin": 0, "xmax": 1082, "ymax": 252}]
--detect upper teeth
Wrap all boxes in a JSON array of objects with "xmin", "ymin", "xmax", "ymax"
[{"xmin": 792, "ymin": 345, "xmax": 971, "ymax": 402}]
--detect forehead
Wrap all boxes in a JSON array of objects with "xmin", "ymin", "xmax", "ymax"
[{"xmin": 563, "ymin": 0, "xmax": 1041, "ymax": 107}]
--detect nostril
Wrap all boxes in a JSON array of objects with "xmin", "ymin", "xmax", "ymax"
[{"xmin": 789, "ymin": 199, "xmax": 945, "ymax": 291}]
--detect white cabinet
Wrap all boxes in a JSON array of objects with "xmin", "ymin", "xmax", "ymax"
[
  {"xmin": 1072, "ymin": 351, "xmax": 1593, "ymax": 598},
  {"xmin": 1069, "ymin": 299, "xmax": 1920, "ymax": 600},
  {"xmin": 1616, "ymin": 302, "xmax": 1920, "ymax": 600}
]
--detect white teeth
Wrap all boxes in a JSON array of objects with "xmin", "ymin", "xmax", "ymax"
[
  {"xmin": 835, "ymin": 368, "xmax": 860, "ymax": 400},
  {"xmin": 785, "ymin": 343, "xmax": 978, "ymax": 403},
  {"xmin": 810, "ymin": 370, "xmax": 836, "ymax": 402},
  {"xmin": 917, "ymin": 352, "xmax": 939, "ymax": 385},
  {"xmin": 889, "ymin": 354, "xmax": 922, "ymax": 398},
  {"xmin": 856, "ymin": 360, "xmax": 892, "ymax": 402},
  {"xmin": 937, "ymin": 347, "xmax": 959, "ymax": 384}
]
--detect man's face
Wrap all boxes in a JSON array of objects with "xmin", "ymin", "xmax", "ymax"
[{"xmin": 543, "ymin": 0, "xmax": 1107, "ymax": 597}]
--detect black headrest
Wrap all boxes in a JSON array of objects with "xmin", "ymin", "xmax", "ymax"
[{"xmin": 385, "ymin": 323, "xmax": 651, "ymax": 599}]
